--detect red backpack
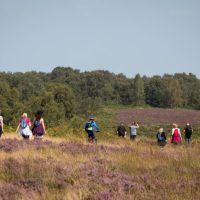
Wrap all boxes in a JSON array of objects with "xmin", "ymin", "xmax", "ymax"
[{"xmin": 173, "ymin": 128, "xmax": 179, "ymax": 136}]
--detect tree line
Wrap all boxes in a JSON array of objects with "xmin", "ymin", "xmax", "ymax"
[{"xmin": 0, "ymin": 67, "xmax": 200, "ymax": 126}]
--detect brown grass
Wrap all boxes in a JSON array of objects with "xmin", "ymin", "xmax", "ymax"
[{"xmin": 0, "ymin": 133, "xmax": 199, "ymax": 200}]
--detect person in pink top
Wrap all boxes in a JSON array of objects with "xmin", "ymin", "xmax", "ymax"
[{"xmin": 171, "ymin": 123, "xmax": 182, "ymax": 144}]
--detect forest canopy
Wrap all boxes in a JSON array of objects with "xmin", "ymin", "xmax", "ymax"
[{"xmin": 0, "ymin": 67, "xmax": 200, "ymax": 126}]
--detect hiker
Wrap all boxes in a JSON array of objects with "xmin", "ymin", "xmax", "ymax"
[
  {"xmin": 16, "ymin": 113, "xmax": 32, "ymax": 140},
  {"xmin": 117, "ymin": 123, "xmax": 127, "ymax": 138},
  {"xmin": 84, "ymin": 116, "xmax": 100, "ymax": 143},
  {"xmin": 32, "ymin": 111, "xmax": 46, "ymax": 139},
  {"xmin": 129, "ymin": 121, "xmax": 139, "ymax": 140},
  {"xmin": 0, "ymin": 110, "xmax": 3, "ymax": 138},
  {"xmin": 156, "ymin": 128, "xmax": 167, "ymax": 146},
  {"xmin": 184, "ymin": 122, "xmax": 193, "ymax": 144},
  {"xmin": 171, "ymin": 123, "xmax": 182, "ymax": 144}
]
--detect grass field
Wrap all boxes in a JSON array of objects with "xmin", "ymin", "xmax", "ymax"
[
  {"xmin": 0, "ymin": 132, "xmax": 200, "ymax": 200},
  {"xmin": 0, "ymin": 108, "xmax": 200, "ymax": 200}
]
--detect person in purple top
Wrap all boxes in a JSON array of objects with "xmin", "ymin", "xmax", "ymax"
[{"xmin": 32, "ymin": 111, "xmax": 46, "ymax": 138}]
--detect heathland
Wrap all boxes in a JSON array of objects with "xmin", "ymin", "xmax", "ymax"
[
  {"xmin": 0, "ymin": 108, "xmax": 200, "ymax": 200},
  {"xmin": 1, "ymin": 67, "xmax": 200, "ymax": 199}
]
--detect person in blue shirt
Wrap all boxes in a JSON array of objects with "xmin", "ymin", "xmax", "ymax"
[
  {"xmin": 156, "ymin": 128, "xmax": 167, "ymax": 146},
  {"xmin": 84, "ymin": 116, "xmax": 100, "ymax": 143}
]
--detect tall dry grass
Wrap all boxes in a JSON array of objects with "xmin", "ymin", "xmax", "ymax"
[{"xmin": 0, "ymin": 133, "xmax": 199, "ymax": 200}]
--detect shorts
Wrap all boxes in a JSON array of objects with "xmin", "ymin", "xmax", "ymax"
[
  {"xmin": 22, "ymin": 134, "xmax": 30, "ymax": 139},
  {"xmin": 88, "ymin": 132, "xmax": 95, "ymax": 140},
  {"xmin": 118, "ymin": 133, "xmax": 125, "ymax": 137},
  {"xmin": 185, "ymin": 134, "xmax": 191, "ymax": 139},
  {"xmin": 33, "ymin": 132, "xmax": 44, "ymax": 137},
  {"xmin": 130, "ymin": 135, "xmax": 136, "ymax": 140}
]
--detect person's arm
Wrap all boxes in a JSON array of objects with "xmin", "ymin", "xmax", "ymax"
[
  {"xmin": 93, "ymin": 121, "xmax": 100, "ymax": 131},
  {"xmin": 27, "ymin": 118, "xmax": 31, "ymax": 127},
  {"xmin": 84, "ymin": 123, "xmax": 88, "ymax": 131},
  {"xmin": 124, "ymin": 127, "xmax": 127, "ymax": 137},
  {"xmin": 41, "ymin": 118, "xmax": 46, "ymax": 134},
  {"xmin": 179, "ymin": 129, "xmax": 182, "ymax": 139},
  {"xmin": 1, "ymin": 117, "xmax": 3, "ymax": 132},
  {"xmin": 16, "ymin": 123, "xmax": 21, "ymax": 137}
]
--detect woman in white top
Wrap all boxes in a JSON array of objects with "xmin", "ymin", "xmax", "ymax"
[
  {"xmin": 129, "ymin": 121, "xmax": 139, "ymax": 140},
  {"xmin": 16, "ymin": 113, "xmax": 32, "ymax": 140}
]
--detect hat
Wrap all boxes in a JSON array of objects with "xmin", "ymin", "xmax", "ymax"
[{"xmin": 89, "ymin": 115, "xmax": 94, "ymax": 120}]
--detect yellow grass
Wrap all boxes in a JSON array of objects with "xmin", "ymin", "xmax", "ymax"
[{"xmin": 0, "ymin": 132, "xmax": 199, "ymax": 199}]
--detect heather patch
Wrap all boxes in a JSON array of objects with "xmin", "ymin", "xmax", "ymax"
[
  {"xmin": 0, "ymin": 137, "xmax": 199, "ymax": 199},
  {"xmin": 0, "ymin": 138, "xmax": 54, "ymax": 152}
]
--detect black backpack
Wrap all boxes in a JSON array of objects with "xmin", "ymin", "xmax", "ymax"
[
  {"xmin": 185, "ymin": 126, "xmax": 192, "ymax": 136},
  {"xmin": 118, "ymin": 126, "xmax": 126, "ymax": 136}
]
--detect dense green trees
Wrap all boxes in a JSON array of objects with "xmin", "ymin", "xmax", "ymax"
[{"xmin": 0, "ymin": 67, "xmax": 200, "ymax": 126}]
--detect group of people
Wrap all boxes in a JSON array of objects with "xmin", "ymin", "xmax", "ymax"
[
  {"xmin": 117, "ymin": 121, "xmax": 139, "ymax": 140},
  {"xmin": 156, "ymin": 122, "xmax": 193, "ymax": 146},
  {"xmin": 16, "ymin": 111, "xmax": 46, "ymax": 140},
  {"xmin": 116, "ymin": 121, "xmax": 193, "ymax": 146},
  {"xmin": 0, "ymin": 110, "xmax": 194, "ymax": 146}
]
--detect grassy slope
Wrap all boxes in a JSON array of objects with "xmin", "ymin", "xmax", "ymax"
[
  {"xmin": 0, "ymin": 133, "xmax": 200, "ymax": 200},
  {"xmin": 0, "ymin": 107, "xmax": 200, "ymax": 200}
]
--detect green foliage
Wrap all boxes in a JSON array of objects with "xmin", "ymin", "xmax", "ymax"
[
  {"xmin": 0, "ymin": 68, "xmax": 200, "ymax": 128},
  {"xmin": 131, "ymin": 74, "xmax": 145, "ymax": 105}
]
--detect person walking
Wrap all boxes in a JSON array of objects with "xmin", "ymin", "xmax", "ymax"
[
  {"xmin": 16, "ymin": 113, "xmax": 32, "ymax": 140},
  {"xmin": 171, "ymin": 123, "xmax": 182, "ymax": 144},
  {"xmin": 156, "ymin": 127, "xmax": 167, "ymax": 146},
  {"xmin": 129, "ymin": 121, "xmax": 139, "ymax": 140},
  {"xmin": 84, "ymin": 116, "xmax": 100, "ymax": 143},
  {"xmin": 184, "ymin": 122, "xmax": 193, "ymax": 144},
  {"xmin": 117, "ymin": 123, "xmax": 127, "ymax": 138},
  {"xmin": 0, "ymin": 110, "xmax": 4, "ymax": 138},
  {"xmin": 32, "ymin": 111, "xmax": 46, "ymax": 139}
]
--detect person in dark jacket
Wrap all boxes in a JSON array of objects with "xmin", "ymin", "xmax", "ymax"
[
  {"xmin": 156, "ymin": 128, "xmax": 167, "ymax": 146},
  {"xmin": 117, "ymin": 123, "xmax": 127, "ymax": 138},
  {"xmin": 184, "ymin": 122, "xmax": 193, "ymax": 144}
]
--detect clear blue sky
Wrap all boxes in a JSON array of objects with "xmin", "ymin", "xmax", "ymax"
[{"xmin": 0, "ymin": 0, "xmax": 200, "ymax": 77}]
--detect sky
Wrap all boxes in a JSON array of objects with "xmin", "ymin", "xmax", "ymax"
[{"xmin": 0, "ymin": 0, "xmax": 200, "ymax": 77}]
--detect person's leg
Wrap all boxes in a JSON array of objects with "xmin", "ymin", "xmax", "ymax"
[
  {"xmin": 188, "ymin": 136, "xmax": 191, "ymax": 144},
  {"xmin": 92, "ymin": 131, "xmax": 96, "ymax": 143},
  {"xmin": 130, "ymin": 135, "xmax": 136, "ymax": 140},
  {"xmin": 185, "ymin": 137, "xmax": 190, "ymax": 144},
  {"xmin": 88, "ymin": 132, "xmax": 93, "ymax": 143}
]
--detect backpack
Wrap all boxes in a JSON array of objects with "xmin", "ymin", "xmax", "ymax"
[
  {"xmin": 173, "ymin": 128, "xmax": 179, "ymax": 137},
  {"xmin": 86, "ymin": 122, "xmax": 93, "ymax": 131},
  {"xmin": 21, "ymin": 119, "xmax": 27, "ymax": 129},
  {"xmin": 118, "ymin": 126, "xmax": 125, "ymax": 137},
  {"xmin": 157, "ymin": 133, "xmax": 163, "ymax": 141},
  {"xmin": 34, "ymin": 120, "xmax": 40, "ymax": 127}
]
